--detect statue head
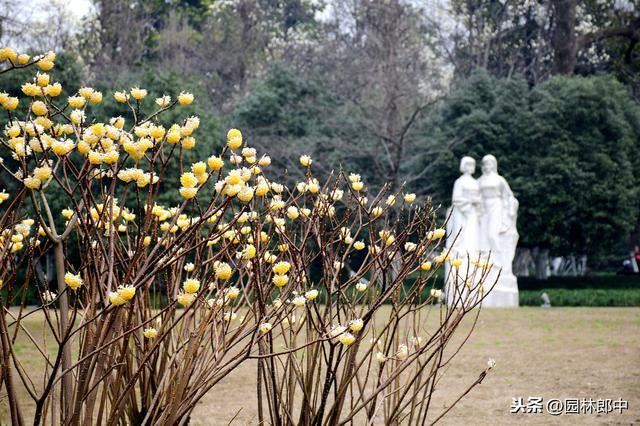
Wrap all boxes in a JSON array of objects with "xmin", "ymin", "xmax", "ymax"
[
  {"xmin": 481, "ymin": 154, "xmax": 498, "ymax": 175},
  {"xmin": 459, "ymin": 156, "xmax": 475, "ymax": 175}
]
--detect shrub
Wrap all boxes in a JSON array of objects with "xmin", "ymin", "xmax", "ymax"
[{"xmin": 0, "ymin": 48, "xmax": 493, "ymax": 425}]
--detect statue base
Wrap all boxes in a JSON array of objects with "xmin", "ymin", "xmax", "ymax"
[{"xmin": 481, "ymin": 270, "xmax": 519, "ymax": 308}]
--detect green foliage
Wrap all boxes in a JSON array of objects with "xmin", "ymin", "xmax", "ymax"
[
  {"xmin": 519, "ymin": 288, "xmax": 640, "ymax": 306},
  {"xmin": 432, "ymin": 72, "xmax": 640, "ymax": 259},
  {"xmin": 235, "ymin": 63, "xmax": 335, "ymax": 138}
]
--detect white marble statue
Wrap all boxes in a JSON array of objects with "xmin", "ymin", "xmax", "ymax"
[
  {"xmin": 445, "ymin": 157, "xmax": 482, "ymax": 307},
  {"xmin": 478, "ymin": 154, "xmax": 519, "ymax": 275},
  {"xmin": 445, "ymin": 155, "xmax": 520, "ymax": 308},
  {"xmin": 447, "ymin": 156, "xmax": 482, "ymax": 259}
]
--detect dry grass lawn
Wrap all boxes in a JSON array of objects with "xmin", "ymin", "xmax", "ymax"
[{"xmin": 2, "ymin": 307, "xmax": 639, "ymax": 425}]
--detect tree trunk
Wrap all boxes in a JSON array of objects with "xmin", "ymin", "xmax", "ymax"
[
  {"xmin": 532, "ymin": 247, "xmax": 549, "ymax": 280},
  {"xmin": 54, "ymin": 241, "xmax": 73, "ymax": 421},
  {"xmin": 513, "ymin": 248, "xmax": 531, "ymax": 277},
  {"xmin": 551, "ymin": 0, "xmax": 577, "ymax": 75}
]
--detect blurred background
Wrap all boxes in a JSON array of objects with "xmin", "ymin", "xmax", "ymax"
[{"xmin": 2, "ymin": 0, "xmax": 640, "ymax": 286}]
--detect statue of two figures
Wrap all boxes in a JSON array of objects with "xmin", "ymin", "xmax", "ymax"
[{"xmin": 445, "ymin": 155, "xmax": 519, "ymax": 307}]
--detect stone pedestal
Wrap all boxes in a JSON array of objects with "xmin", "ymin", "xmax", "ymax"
[{"xmin": 481, "ymin": 269, "xmax": 519, "ymax": 307}]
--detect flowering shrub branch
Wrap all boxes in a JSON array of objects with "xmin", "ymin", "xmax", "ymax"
[{"xmin": 0, "ymin": 48, "xmax": 494, "ymax": 425}]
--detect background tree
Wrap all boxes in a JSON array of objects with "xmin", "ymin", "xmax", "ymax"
[{"xmin": 432, "ymin": 72, "xmax": 640, "ymax": 274}]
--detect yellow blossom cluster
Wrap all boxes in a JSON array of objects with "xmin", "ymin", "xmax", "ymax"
[
  {"xmin": 0, "ymin": 53, "xmax": 457, "ymax": 328},
  {"xmin": 0, "ymin": 219, "xmax": 36, "ymax": 253}
]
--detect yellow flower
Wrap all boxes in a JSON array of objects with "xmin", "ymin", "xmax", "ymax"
[
  {"xmin": 64, "ymin": 272, "xmax": 83, "ymax": 290},
  {"xmin": 349, "ymin": 319, "xmax": 364, "ymax": 332},
  {"xmin": 305, "ymin": 289, "xmax": 319, "ymax": 300},
  {"xmin": 434, "ymin": 253, "xmax": 447, "ymax": 263},
  {"xmin": 338, "ymin": 332, "xmax": 356, "ymax": 346},
  {"xmin": 33, "ymin": 166, "xmax": 52, "ymax": 181},
  {"xmin": 89, "ymin": 91, "xmax": 102, "ymax": 104},
  {"xmin": 286, "ymin": 206, "xmax": 299, "ymax": 220},
  {"xmin": 207, "ymin": 155, "xmax": 224, "ymax": 171},
  {"xmin": 114, "ymin": 91, "xmax": 128, "ymax": 103},
  {"xmin": 255, "ymin": 182, "xmax": 269, "ymax": 196},
  {"xmin": 178, "ymin": 92, "xmax": 194, "ymax": 105},
  {"xmin": 2, "ymin": 97, "xmax": 18, "ymax": 110},
  {"xmin": 166, "ymin": 130, "xmax": 181, "ymax": 144},
  {"xmin": 352, "ymin": 181, "xmax": 364, "ymax": 191},
  {"xmin": 177, "ymin": 291, "xmax": 196, "ymax": 306},
  {"xmin": 404, "ymin": 242, "xmax": 417, "ymax": 252},
  {"xmin": 88, "ymin": 151, "xmax": 103, "ymax": 165},
  {"xmin": 0, "ymin": 191, "xmax": 10, "ymax": 203},
  {"xmin": 226, "ymin": 286, "xmax": 240, "ymax": 299},
  {"xmin": 36, "ymin": 73, "xmax": 50, "ymax": 87},
  {"xmin": 450, "ymin": 258, "xmax": 462, "ymax": 268},
  {"xmin": 149, "ymin": 125, "xmax": 165, "ymax": 139},
  {"xmin": 420, "ymin": 261, "xmax": 432, "ymax": 271},
  {"xmin": 355, "ymin": 282, "xmax": 367, "ymax": 292},
  {"xmin": 227, "ymin": 128, "xmax": 242, "ymax": 149},
  {"xmin": 179, "ymin": 187, "xmax": 198, "ymax": 199},
  {"xmin": 181, "ymin": 136, "xmax": 196, "ymax": 150},
  {"xmin": 78, "ymin": 87, "xmax": 94, "ymax": 99},
  {"xmin": 272, "ymin": 274, "xmax": 289, "ymax": 287},
  {"xmin": 404, "ymin": 193, "xmax": 416, "ymax": 203},
  {"xmin": 143, "ymin": 328, "xmax": 158, "ymax": 339},
  {"xmin": 396, "ymin": 344, "xmax": 409, "ymax": 360},
  {"xmin": 241, "ymin": 244, "xmax": 256, "ymax": 259},
  {"xmin": 102, "ymin": 150, "xmax": 120, "ymax": 164},
  {"xmin": 117, "ymin": 285, "xmax": 136, "ymax": 301},
  {"xmin": 68, "ymin": 96, "xmax": 85, "ymax": 109},
  {"xmin": 0, "ymin": 47, "xmax": 17, "ymax": 62},
  {"xmin": 130, "ymin": 87, "xmax": 147, "ymax": 100},
  {"xmin": 431, "ymin": 228, "xmax": 446, "ymax": 240},
  {"xmin": 24, "ymin": 177, "xmax": 41, "ymax": 189},
  {"xmin": 292, "ymin": 295, "xmax": 306, "ymax": 307},
  {"xmin": 183, "ymin": 278, "xmax": 201, "ymax": 294},
  {"xmin": 215, "ymin": 262, "xmax": 233, "ymax": 280},
  {"xmin": 22, "ymin": 83, "xmax": 42, "ymax": 97},
  {"xmin": 299, "ymin": 155, "xmax": 312, "ymax": 167},
  {"xmin": 51, "ymin": 140, "xmax": 74, "ymax": 156},
  {"xmin": 37, "ymin": 59, "xmax": 54, "ymax": 71},
  {"xmin": 272, "ymin": 261, "xmax": 291, "ymax": 275},
  {"xmin": 143, "ymin": 236, "xmax": 152, "ymax": 246},
  {"xmin": 30, "ymin": 101, "xmax": 47, "ymax": 116},
  {"xmin": 259, "ymin": 323, "xmax": 272, "ymax": 333},
  {"xmin": 109, "ymin": 291, "xmax": 126, "ymax": 306},
  {"xmin": 258, "ymin": 156, "xmax": 271, "ymax": 166},
  {"xmin": 430, "ymin": 289, "xmax": 442, "ymax": 299},
  {"xmin": 237, "ymin": 186, "xmax": 254, "ymax": 202},
  {"xmin": 44, "ymin": 83, "xmax": 62, "ymax": 97},
  {"xmin": 375, "ymin": 352, "xmax": 386, "ymax": 363},
  {"xmin": 180, "ymin": 172, "xmax": 198, "ymax": 188},
  {"xmin": 191, "ymin": 161, "xmax": 207, "ymax": 175}
]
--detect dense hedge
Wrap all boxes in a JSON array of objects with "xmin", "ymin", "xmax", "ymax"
[
  {"xmin": 518, "ymin": 275, "xmax": 640, "ymax": 290},
  {"xmin": 518, "ymin": 275, "xmax": 640, "ymax": 306},
  {"xmin": 519, "ymin": 288, "xmax": 640, "ymax": 307}
]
